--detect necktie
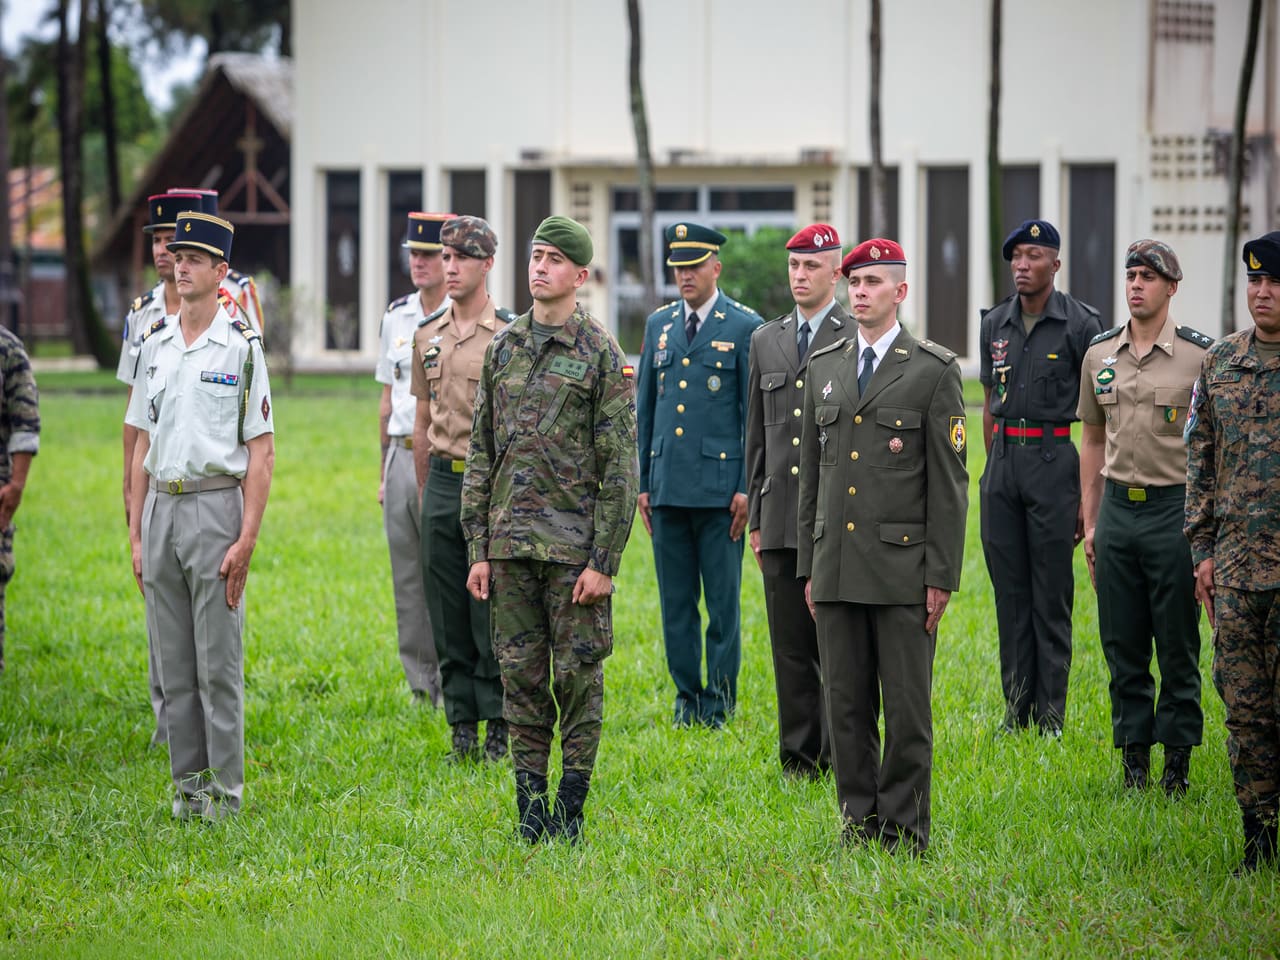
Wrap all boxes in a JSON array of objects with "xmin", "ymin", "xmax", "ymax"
[
  {"xmin": 797, "ymin": 320, "xmax": 810, "ymax": 362},
  {"xmin": 685, "ymin": 311, "xmax": 699, "ymax": 344},
  {"xmin": 857, "ymin": 346, "xmax": 876, "ymax": 397}
]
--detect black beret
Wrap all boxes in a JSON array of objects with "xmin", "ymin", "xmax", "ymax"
[
  {"xmin": 1243, "ymin": 231, "xmax": 1280, "ymax": 278},
  {"xmin": 1002, "ymin": 219, "xmax": 1061, "ymax": 261}
]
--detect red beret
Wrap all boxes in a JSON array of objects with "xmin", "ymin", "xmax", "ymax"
[
  {"xmin": 841, "ymin": 238, "xmax": 906, "ymax": 277},
  {"xmin": 786, "ymin": 223, "xmax": 841, "ymax": 254}
]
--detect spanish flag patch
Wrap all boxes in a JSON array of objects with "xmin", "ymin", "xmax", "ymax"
[{"xmin": 622, "ymin": 364, "xmax": 635, "ymax": 379}]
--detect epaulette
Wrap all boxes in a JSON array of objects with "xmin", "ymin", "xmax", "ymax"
[
  {"xmin": 417, "ymin": 303, "xmax": 450, "ymax": 328},
  {"xmin": 763, "ymin": 313, "xmax": 788, "ymax": 327},
  {"xmin": 732, "ymin": 299, "xmax": 761, "ymax": 318},
  {"xmin": 495, "ymin": 307, "xmax": 518, "ymax": 324},
  {"xmin": 230, "ymin": 317, "xmax": 261, "ymax": 343},
  {"xmin": 917, "ymin": 338, "xmax": 957, "ymax": 363},
  {"xmin": 387, "ymin": 292, "xmax": 413, "ymax": 312},
  {"xmin": 1089, "ymin": 325, "xmax": 1124, "ymax": 346},
  {"xmin": 129, "ymin": 289, "xmax": 156, "ymax": 315},
  {"xmin": 216, "ymin": 290, "xmax": 240, "ymax": 318},
  {"xmin": 1175, "ymin": 325, "xmax": 1214, "ymax": 349},
  {"xmin": 142, "ymin": 316, "xmax": 168, "ymax": 340},
  {"xmin": 808, "ymin": 338, "xmax": 847, "ymax": 362}
]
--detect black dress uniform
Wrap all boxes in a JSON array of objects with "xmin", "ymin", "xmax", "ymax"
[
  {"xmin": 637, "ymin": 223, "xmax": 762, "ymax": 726},
  {"xmin": 980, "ymin": 262, "xmax": 1102, "ymax": 733}
]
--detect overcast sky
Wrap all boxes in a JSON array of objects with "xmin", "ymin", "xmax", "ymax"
[{"xmin": 1, "ymin": 0, "xmax": 204, "ymax": 111}]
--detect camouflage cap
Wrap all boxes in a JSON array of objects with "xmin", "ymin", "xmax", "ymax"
[
  {"xmin": 1125, "ymin": 239, "xmax": 1182, "ymax": 282},
  {"xmin": 441, "ymin": 215, "xmax": 498, "ymax": 258}
]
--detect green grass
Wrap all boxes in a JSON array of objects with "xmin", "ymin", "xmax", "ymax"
[{"xmin": 1, "ymin": 376, "xmax": 1276, "ymax": 958}]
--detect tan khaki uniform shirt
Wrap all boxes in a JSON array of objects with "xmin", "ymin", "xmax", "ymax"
[
  {"xmin": 410, "ymin": 300, "xmax": 504, "ymax": 460},
  {"xmin": 1077, "ymin": 316, "xmax": 1211, "ymax": 488}
]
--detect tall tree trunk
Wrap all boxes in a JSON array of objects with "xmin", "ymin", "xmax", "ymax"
[
  {"xmin": 627, "ymin": 0, "xmax": 657, "ymax": 310},
  {"xmin": 868, "ymin": 0, "xmax": 887, "ymax": 238},
  {"xmin": 987, "ymin": 0, "xmax": 1003, "ymax": 303},
  {"xmin": 97, "ymin": 0, "xmax": 121, "ymax": 215},
  {"xmin": 0, "ymin": 16, "xmax": 16, "ymax": 336},
  {"xmin": 56, "ymin": 0, "xmax": 113, "ymax": 364},
  {"xmin": 1225, "ymin": 0, "xmax": 1264, "ymax": 333}
]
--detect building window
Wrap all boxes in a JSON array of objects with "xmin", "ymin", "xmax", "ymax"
[
  {"xmin": 609, "ymin": 185, "xmax": 795, "ymax": 353},
  {"xmin": 325, "ymin": 170, "xmax": 361, "ymax": 351},
  {"xmin": 386, "ymin": 170, "xmax": 422, "ymax": 307},
  {"xmin": 512, "ymin": 170, "xmax": 551, "ymax": 315},
  {"xmin": 856, "ymin": 167, "xmax": 900, "ymax": 241},
  {"xmin": 450, "ymin": 170, "xmax": 487, "ymax": 218}
]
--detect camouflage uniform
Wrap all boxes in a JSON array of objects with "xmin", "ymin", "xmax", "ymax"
[
  {"xmin": 1185, "ymin": 329, "xmax": 1280, "ymax": 822},
  {"xmin": 0, "ymin": 327, "xmax": 41, "ymax": 667},
  {"xmin": 460, "ymin": 305, "xmax": 639, "ymax": 780}
]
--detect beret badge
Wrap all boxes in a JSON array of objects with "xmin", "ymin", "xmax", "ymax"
[{"xmin": 1030, "ymin": 224, "xmax": 1041, "ymax": 238}]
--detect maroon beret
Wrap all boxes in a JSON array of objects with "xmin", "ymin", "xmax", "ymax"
[
  {"xmin": 841, "ymin": 238, "xmax": 906, "ymax": 277},
  {"xmin": 786, "ymin": 223, "xmax": 841, "ymax": 254}
]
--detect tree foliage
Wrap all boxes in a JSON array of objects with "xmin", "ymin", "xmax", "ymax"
[
  {"xmin": 137, "ymin": 0, "xmax": 291, "ymax": 57},
  {"xmin": 717, "ymin": 227, "xmax": 797, "ymax": 322}
]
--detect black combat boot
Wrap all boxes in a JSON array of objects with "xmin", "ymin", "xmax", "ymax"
[
  {"xmin": 548, "ymin": 769, "xmax": 591, "ymax": 844},
  {"xmin": 514, "ymin": 769, "xmax": 549, "ymax": 843},
  {"xmin": 1160, "ymin": 747, "xmax": 1191, "ymax": 798},
  {"xmin": 447, "ymin": 722, "xmax": 479, "ymax": 763},
  {"xmin": 1121, "ymin": 744, "xmax": 1150, "ymax": 790},
  {"xmin": 483, "ymin": 718, "xmax": 509, "ymax": 763},
  {"xmin": 1235, "ymin": 803, "xmax": 1279, "ymax": 876}
]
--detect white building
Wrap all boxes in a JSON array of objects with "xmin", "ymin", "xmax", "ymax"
[{"xmin": 290, "ymin": 0, "xmax": 1278, "ymax": 366}]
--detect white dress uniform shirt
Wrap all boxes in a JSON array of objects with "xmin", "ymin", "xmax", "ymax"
[{"xmin": 125, "ymin": 306, "xmax": 274, "ymax": 480}]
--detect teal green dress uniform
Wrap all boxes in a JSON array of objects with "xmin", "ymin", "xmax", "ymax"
[{"xmin": 637, "ymin": 285, "xmax": 762, "ymax": 725}]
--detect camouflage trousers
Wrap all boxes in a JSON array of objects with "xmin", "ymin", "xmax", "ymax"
[
  {"xmin": 1213, "ymin": 586, "xmax": 1280, "ymax": 809},
  {"xmin": 0, "ymin": 523, "xmax": 13, "ymax": 661},
  {"xmin": 490, "ymin": 559, "xmax": 612, "ymax": 777}
]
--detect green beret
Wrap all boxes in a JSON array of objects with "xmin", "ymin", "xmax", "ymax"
[{"xmin": 532, "ymin": 215, "xmax": 593, "ymax": 266}]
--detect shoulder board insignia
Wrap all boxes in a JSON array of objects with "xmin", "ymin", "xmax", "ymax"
[
  {"xmin": 143, "ymin": 317, "xmax": 168, "ymax": 340},
  {"xmin": 495, "ymin": 307, "xmax": 518, "ymax": 324},
  {"xmin": 1089, "ymin": 325, "xmax": 1124, "ymax": 346},
  {"xmin": 226, "ymin": 268, "xmax": 254, "ymax": 287},
  {"xmin": 917, "ymin": 338, "xmax": 957, "ymax": 362},
  {"xmin": 733, "ymin": 299, "xmax": 761, "ymax": 317},
  {"xmin": 388, "ymin": 292, "xmax": 413, "ymax": 311},
  {"xmin": 417, "ymin": 303, "xmax": 450, "ymax": 328},
  {"xmin": 808, "ymin": 338, "xmax": 847, "ymax": 362},
  {"xmin": 230, "ymin": 317, "xmax": 260, "ymax": 342},
  {"xmin": 661, "ymin": 299, "xmax": 679, "ymax": 310},
  {"xmin": 217, "ymin": 290, "xmax": 240, "ymax": 318},
  {"xmin": 1175, "ymin": 325, "xmax": 1214, "ymax": 349},
  {"xmin": 766, "ymin": 314, "xmax": 787, "ymax": 326},
  {"xmin": 129, "ymin": 289, "xmax": 156, "ymax": 315}
]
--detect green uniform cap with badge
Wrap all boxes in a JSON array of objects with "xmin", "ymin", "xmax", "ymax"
[{"xmin": 665, "ymin": 222, "xmax": 727, "ymax": 267}]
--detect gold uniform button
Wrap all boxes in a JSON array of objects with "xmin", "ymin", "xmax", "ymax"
[
  {"xmin": 796, "ymin": 379, "xmax": 804, "ymax": 389},
  {"xmin": 676, "ymin": 403, "xmax": 685, "ymax": 413},
  {"xmin": 719, "ymin": 452, "xmax": 726, "ymax": 460},
  {"xmin": 848, "ymin": 486, "xmax": 856, "ymax": 495},
  {"xmin": 792, "ymin": 437, "xmax": 800, "ymax": 447},
  {"xmin": 679, "ymin": 380, "xmax": 688, "ymax": 389},
  {"xmin": 716, "ymin": 361, "xmax": 723, "ymax": 369},
  {"xmin": 675, "ymin": 427, "xmax": 684, "ymax": 437},
  {"xmin": 790, "ymin": 465, "xmax": 799, "ymax": 476},
  {"xmin": 895, "ymin": 419, "xmax": 903, "ymax": 426},
  {"xmin": 846, "ymin": 522, "xmax": 855, "ymax": 532},
  {"xmin": 902, "ymin": 535, "xmax": 909, "ymax": 542},
  {"xmin": 793, "ymin": 408, "xmax": 802, "ymax": 417},
  {"xmin": 682, "ymin": 357, "xmax": 690, "ymax": 367},
  {"xmin": 855, "ymin": 415, "xmax": 863, "ymax": 424},
  {"xmin": 850, "ymin": 451, "xmax": 859, "ymax": 461}
]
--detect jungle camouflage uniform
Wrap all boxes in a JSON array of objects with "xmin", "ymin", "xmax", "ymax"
[
  {"xmin": 0, "ymin": 327, "xmax": 40, "ymax": 668},
  {"xmin": 1185, "ymin": 327, "xmax": 1280, "ymax": 864}
]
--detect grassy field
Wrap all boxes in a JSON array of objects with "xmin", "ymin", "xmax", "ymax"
[{"xmin": 1, "ymin": 375, "xmax": 1276, "ymax": 958}]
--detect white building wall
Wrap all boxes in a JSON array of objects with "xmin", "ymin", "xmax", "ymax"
[{"xmin": 291, "ymin": 0, "xmax": 1277, "ymax": 366}]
